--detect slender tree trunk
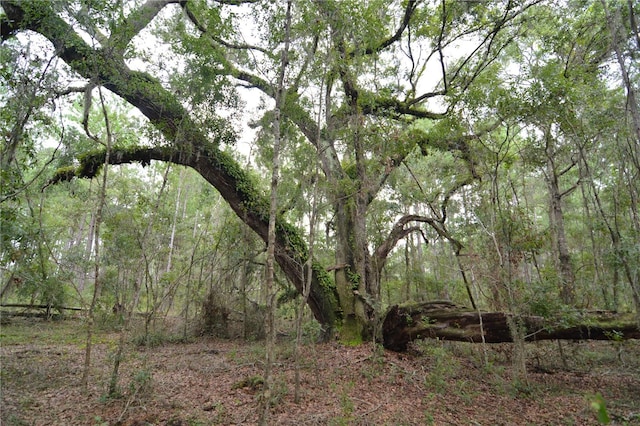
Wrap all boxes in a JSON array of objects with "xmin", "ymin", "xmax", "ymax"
[
  {"xmin": 0, "ymin": 265, "xmax": 17, "ymax": 301},
  {"xmin": 79, "ymin": 209, "xmax": 96, "ymax": 294},
  {"xmin": 602, "ymin": 1, "xmax": 640, "ymax": 144},
  {"xmin": 404, "ymin": 234, "xmax": 412, "ymax": 301},
  {"xmin": 82, "ymin": 86, "xmax": 112, "ymax": 389},
  {"xmin": 294, "ymin": 70, "xmax": 324, "ymax": 403},
  {"xmin": 293, "ymin": 161, "xmax": 319, "ymax": 404},
  {"xmin": 182, "ymin": 239, "xmax": 196, "ymax": 338},
  {"xmin": 412, "ymin": 212, "xmax": 428, "ymax": 298},
  {"xmin": 240, "ymin": 225, "xmax": 251, "ymax": 340},
  {"xmin": 544, "ymin": 133, "xmax": 576, "ymax": 305},
  {"xmin": 579, "ymin": 173, "xmax": 607, "ymax": 308},
  {"xmin": 166, "ymin": 166, "xmax": 181, "ymax": 273},
  {"xmin": 485, "ymin": 163, "xmax": 529, "ymax": 383},
  {"xmin": 108, "ymin": 272, "xmax": 144, "ymax": 396},
  {"xmin": 260, "ymin": 2, "xmax": 291, "ymax": 423},
  {"xmin": 628, "ymin": 0, "xmax": 640, "ymax": 50},
  {"xmin": 578, "ymin": 144, "xmax": 640, "ymax": 325},
  {"xmin": 181, "ymin": 214, "xmax": 207, "ymax": 337},
  {"xmin": 67, "ymin": 212, "xmax": 87, "ymax": 294}
]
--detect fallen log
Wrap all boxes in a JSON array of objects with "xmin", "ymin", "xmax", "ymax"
[
  {"xmin": 1, "ymin": 304, "xmax": 84, "ymax": 311},
  {"xmin": 382, "ymin": 301, "xmax": 640, "ymax": 352}
]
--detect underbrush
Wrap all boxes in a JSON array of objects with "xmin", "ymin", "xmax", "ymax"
[
  {"xmin": 0, "ymin": 317, "xmax": 114, "ymax": 346},
  {"xmin": 1, "ymin": 318, "xmax": 639, "ymax": 425},
  {"xmin": 130, "ymin": 331, "xmax": 195, "ymax": 348}
]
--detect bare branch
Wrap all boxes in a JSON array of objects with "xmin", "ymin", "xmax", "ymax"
[
  {"xmin": 181, "ymin": 2, "xmax": 274, "ymax": 57},
  {"xmin": 407, "ymin": 89, "xmax": 447, "ymax": 107},
  {"xmin": 447, "ymin": 1, "xmax": 542, "ymax": 94},
  {"xmin": 374, "ymin": 224, "xmax": 424, "ymax": 274},
  {"xmin": 559, "ymin": 180, "xmax": 580, "ymax": 199},
  {"xmin": 108, "ymin": 0, "xmax": 176, "ymax": 51},
  {"xmin": 440, "ymin": 175, "xmax": 474, "ymax": 225},
  {"xmin": 291, "ymin": 35, "xmax": 320, "ymax": 92},
  {"xmin": 373, "ymin": 214, "xmax": 463, "ymax": 277},
  {"xmin": 361, "ymin": 0, "xmax": 419, "ymax": 56},
  {"xmin": 367, "ymin": 147, "xmax": 412, "ymax": 206},
  {"xmin": 558, "ymin": 160, "xmax": 577, "ymax": 177},
  {"xmin": 437, "ymin": 0, "xmax": 448, "ymax": 95}
]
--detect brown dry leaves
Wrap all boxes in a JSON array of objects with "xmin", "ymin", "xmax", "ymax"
[{"xmin": 2, "ymin": 322, "xmax": 639, "ymax": 425}]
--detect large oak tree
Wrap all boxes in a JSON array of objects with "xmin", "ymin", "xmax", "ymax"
[{"xmin": 3, "ymin": 0, "xmax": 638, "ymax": 346}]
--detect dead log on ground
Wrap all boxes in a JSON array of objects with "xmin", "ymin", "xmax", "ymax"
[
  {"xmin": 382, "ymin": 301, "xmax": 640, "ymax": 352},
  {"xmin": 1, "ymin": 304, "xmax": 84, "ymax": 311}
]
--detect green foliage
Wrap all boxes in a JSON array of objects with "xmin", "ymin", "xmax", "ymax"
[
  {"xmin": 92, "ymin": 416, "xmax": 109, "ymax": 426},
  {"xmin": 3, "ymin": 0, "xmax": 639, "ymax": 346},
  {"xmin": 232, "ymin": 375, "xmax": 264, "ymax": 391},
  {"xmin": 589, "ymin": 393, "xmax": 611, "ymax": 425},
  {"xmin": 130, "ymin": 331, "xmax": 193, "ymax": 348},
  {"xmin": 0, "ymin": 319, "xmax": 114, "ymax": 346},
  {"xmin": 129, "ymin": 368, "xmax": 153, "ymax": 397},
  {"xmin": 524, "ymin": 276, "xmax": 566, "ymax": 318},
  {"xmin": 328, "ymin": 380, "xmax": 356, "ymax": 426},
  {"xmin": 416, "ymin": 341, "xmax": 460, "ymax": 394}
]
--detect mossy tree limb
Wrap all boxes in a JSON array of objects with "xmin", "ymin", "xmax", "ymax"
[{"xmin": 3, "ymin": 0, "xmax": 339, "ymax": 332}]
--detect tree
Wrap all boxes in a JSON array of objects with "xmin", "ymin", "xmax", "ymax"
[
  {"xmin": 261, "ymin": 1, "xmax": 292, "ymax": 422},
  {"xmin": 2, "ymin": 0, "xmax": 638, "ymax": 346},
  {"xmin": 2, "ymin": 0, "xmax": 338, "ymax": 331},
  {"xmin": 81, "ymin": 84, "xmax": 112, "ymax": 388}
]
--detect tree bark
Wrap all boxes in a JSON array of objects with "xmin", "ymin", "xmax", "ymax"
[
  {"xmin": 382, "ymin": 301, "xmax": 640, "ymax": 352},
  {"xmin": 544, "ymin": 132, "xmax": 577, "ymax": 305}
]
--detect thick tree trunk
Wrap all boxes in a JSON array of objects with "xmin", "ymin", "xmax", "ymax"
[
  {"xmin": 330, "ymin": 180, "xmax": 381, "ymax": 341},
  {"xmin": 333, "ymin": 199, "xmax": 363, "ymax": 339},
  {"xmin": 382, "ymin": 301, "xmax": 640, "ymax": 352}
]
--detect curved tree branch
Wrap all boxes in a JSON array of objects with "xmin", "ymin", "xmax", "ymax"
[
  {"xmin": 2, "ymin": 0, "xmax": 339, "ymax": 330},
  {"xmin": 359, "ymin": 95, "xmax": 447, "ymax": 120},
  {"xmin": 361, "ymin": 0, "xmax": 419, "ymax": 56},
  {"xmin": 373, "ymin": 214, "xmax": 463, "ymax": 278},
  {"xmin": 181, "ymin": 1, "xmax": 274, "ymax": 57}
]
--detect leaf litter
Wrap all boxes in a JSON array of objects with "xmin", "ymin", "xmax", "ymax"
[{"xmin": 1, "ymin": 320, "xmax": 639, "ymax": 425}]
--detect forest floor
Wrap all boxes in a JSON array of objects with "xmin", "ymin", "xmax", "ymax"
[{"xmin": 1, "ymin": 317, "xmax": 639, "ymax": 425}]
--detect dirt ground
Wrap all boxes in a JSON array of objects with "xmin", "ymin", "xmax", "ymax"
[{"xmin": 1, "ymin": 318, "xmax": 639, "ymax": 425}]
